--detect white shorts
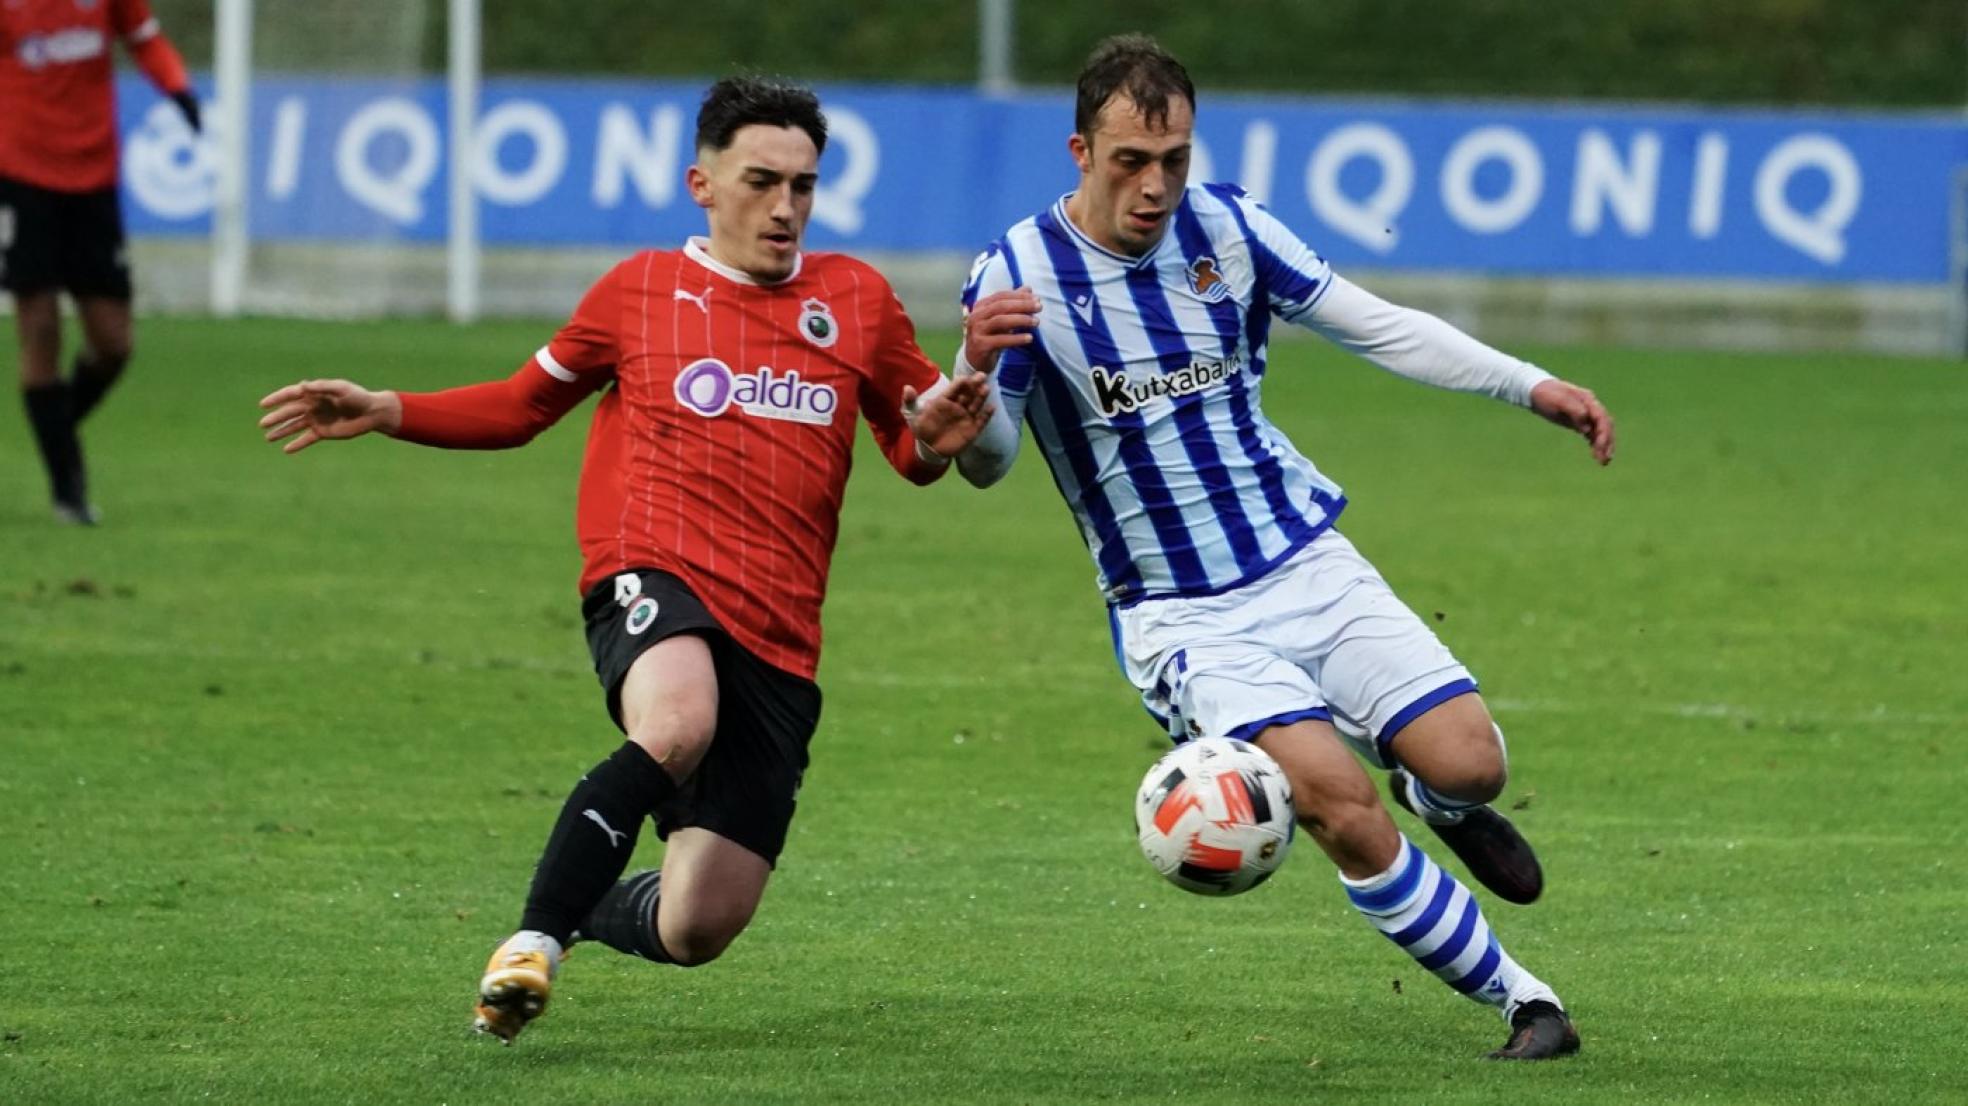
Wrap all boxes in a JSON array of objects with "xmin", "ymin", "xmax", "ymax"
[{"xmin": 1111, "ymin": 529, "xmax": 1476, "ymax": 768}]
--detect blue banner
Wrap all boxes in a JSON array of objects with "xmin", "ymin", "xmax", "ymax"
[{"xmin": 119, "ymin": 76, "xmax": 1967, "ymax": 283}]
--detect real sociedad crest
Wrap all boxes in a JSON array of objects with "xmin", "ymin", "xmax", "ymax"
[
  {"xmin": 1186, "ymin": 256, "xmax": 1231, "ymax": 302},
  {"xmin": 798, "ymin": 298, "xmax": 839, "ymax": 348}
]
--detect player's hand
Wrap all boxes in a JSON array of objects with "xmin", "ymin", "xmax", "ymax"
[
  {"xmin": 1529, "ymin": 378, "xmax": 1615, "ymax": 465},
  {"xmin": 960, "ymin": 288, "xmax": 1042, "ymax": 374},
  {"xmin": 257, "ymin": 379, "xmax": 402, "ymax": 454},
  {"xmin": 903, "ymin": 373, "xmax": 997, "ymax": 461},
  {"xmin": 170, "ymin": 91, "xmax": 201, "ymax": 133}
]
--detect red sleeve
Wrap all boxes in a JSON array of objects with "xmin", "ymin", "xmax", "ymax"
[
  {"xmin": 536, "ymin": 260, "xmax": 625, "ymax": 381},
  {"xmin": 859, "ymin": 277, "xmax": 947, "ymax": 486},
  {"xmin": 396, "ymin": 265, "xmax": 623, "ymax": 448},
  {"xmin": 115, "ymin": 0, "xmax": 190, "ymax": 95},
  {"xmin": 395, "ymin": 361, "xmax": 607, "ymax": 449}
]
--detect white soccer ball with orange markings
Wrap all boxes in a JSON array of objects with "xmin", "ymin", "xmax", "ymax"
[{"xmin": 1135, "ymin": 737, "xmax": 1295, "ymax": 896}]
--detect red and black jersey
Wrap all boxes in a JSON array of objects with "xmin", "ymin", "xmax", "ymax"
[
  {"xmin": 396, "ymin": 241, "xmax": 948, "ymax": 679},
  {"xmin": 0, "ymin": 0, "xmax": 190, "ymax": 192}
]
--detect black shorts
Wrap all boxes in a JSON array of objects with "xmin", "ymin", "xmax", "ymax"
[
  {"xmin": 0, "ymin": 175, "xmax": 132, "ymax": 299},
  {"xmin": 583, "ymin": 568, "xmax": 822, "ymax": 866}
]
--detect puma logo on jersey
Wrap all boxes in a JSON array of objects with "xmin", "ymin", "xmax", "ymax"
[
  {"xmin": 672, "ymin": 287, "xmax": 711, "ymax": 314},
  {"xmin": 582, "ymin": 809, "xmax": 628, "ymax": 848}
]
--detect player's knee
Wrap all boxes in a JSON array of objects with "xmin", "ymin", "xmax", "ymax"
[
  {"xmin": 1454, "ymin": 759, "xmax": 1508, "ymax": 804},
  {"xmin": 84, "ymin": 346, "xmax": 130, "ymax": 376},
  {"xmin": 18, "ymin": 357, "xmax": 60, "ymax": 387},
  {"xmin": 1398, "ymin": 715, "xmax": 1509, "ymax": 803},
  {"xmin": 627, "ymin": 695, "xmax": 717, "ymax": 780},
  {"xmin": 1424, "ymin": 741, "xmax": 1507, "ymax": 803},
  {"xmin": 630, "ymin": 700, "xmax": 715, "ymax": 747},
  {"xmin": 662, "ymin": 918, "xmax": 741, "ymax": 967},
  {"xmin": 15, "ymin": 292, "xmax": 60, "ymax": 335},
  {"xmin": 1461, "ymin": 722, "xmax": 1511, "ymax": 798}
]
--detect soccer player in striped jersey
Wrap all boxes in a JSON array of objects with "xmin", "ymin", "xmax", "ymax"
[
  {"xmin": 2, "ymin": 0, "xmax": 199, "ymax": 523},
  {"xmin": 953, "ymin": 36, "xmax": 1615, "ymax": 1059},
  {"xmin": 255, "ymin": 77, "xmax": 1032, "ymax": 1045}
]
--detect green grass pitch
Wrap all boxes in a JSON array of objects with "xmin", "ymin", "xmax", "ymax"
[{"xmin": 2, "ymin": 317, "xmax": 1963, "ymax": 1104}]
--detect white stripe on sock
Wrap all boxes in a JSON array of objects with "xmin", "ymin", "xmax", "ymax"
[{"xmin": 1341, "ymin": 836, "xmax": 1556, "ymax": 1017}]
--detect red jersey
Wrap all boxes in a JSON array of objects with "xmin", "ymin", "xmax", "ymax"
[
  {"xmin": 396, "ymin": 241, "xmax": 948, "ymax": 679},
  {"xmin": 0, "ymin": 0, "xmax": 189, "ymax": 192}
]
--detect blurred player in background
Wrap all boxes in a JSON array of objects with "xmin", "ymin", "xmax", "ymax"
[
  {"xmin": 954, "ymin": 35, "xmax": 1615, "ymax": 1059},
  {"xmin": 1, "ymin": 0, "xmax": 199, "ymax": 524},
  {"xmin": 257, "ymin": 77, "xmax": 1029, "ymax": 1045}
]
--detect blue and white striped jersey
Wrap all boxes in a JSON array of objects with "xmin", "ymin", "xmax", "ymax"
[{"xmin": 963, "ymin": 182, "xmax": 1348, "ymax": 605}]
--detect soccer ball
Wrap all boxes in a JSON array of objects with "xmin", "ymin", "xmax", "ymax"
[{"xmin": 1134, "ymin": 737, "xmax": 1295, "ymax": 896}]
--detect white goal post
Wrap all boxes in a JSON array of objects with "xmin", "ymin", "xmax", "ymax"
[
  {"xmin": 1951, "ymin": 167, "xmax": 1968, "ymax": 356},
  {"xmin": 209, "ymin": 0, "xmax": 249, "ymax": 317},
  {"xmin": 204, "ymin": 0, "xmax": 481, "ymax": 321},
  {"xmin": 446, "ymin": 0, "xmax": 480, "ymax": 323}
]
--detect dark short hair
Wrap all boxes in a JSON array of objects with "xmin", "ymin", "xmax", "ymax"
[
  {"xmin": 1074, "ymin": 34, "xmax": 1195, "ymax": 138},
  {"xmin": 695, "ymin": 76, "xmax": 828, "ymax": 156}
]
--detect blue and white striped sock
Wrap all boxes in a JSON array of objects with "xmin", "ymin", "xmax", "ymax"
[
  {"xmin": 1401, "ymin": 773, "xmax": 1485, "ymax": 825},
  {"xmin": 1342, "ymin": 835, "xmax": 1559, "ymax": 1019}
]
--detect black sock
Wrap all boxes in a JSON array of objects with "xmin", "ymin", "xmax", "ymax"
[
  {"xmin": 577, "ymin": 869, "xmax": 674, "ymax": 962},
  {"xmin": 22, "ymin": 382, "xmax": 85, "ymax": 506},
  {"xmin": 518, "ymin": 741, "xmax": 678, "ymax": 946},
  {"xmin": 68, "ymin": 354, "xmax": 125, "ymax": 423}
]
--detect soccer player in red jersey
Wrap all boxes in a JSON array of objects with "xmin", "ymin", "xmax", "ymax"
[
  {"xmin": 256, "ymin": 77, "xmax": 1036, "ymax": 1045},
  {"xmin": 2, "ymin": 0, "xmax": 198, "ymax": 523}
]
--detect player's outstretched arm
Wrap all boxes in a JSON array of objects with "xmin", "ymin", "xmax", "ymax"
[
  {"xmin": 258, "ymin": 379, "xmax": 401, "ymax": 454},
  {"xmin": 909, "ymin": 287, "xmax": 1040, "ymax": 487},
  {"xmin": 1299, "ymin": 275, "xmax": 1615, "ymax": 466},
  {"xmin": 1528, "ymin": 379, "xmax": 1616, "ymax": 465},
  {"xmin": 903, "ymin": 373, "xmax": 998, "ymax": 460},
  {"xmin": 120, "ymin": 12, "xmax": 196, "ymax": 123}
]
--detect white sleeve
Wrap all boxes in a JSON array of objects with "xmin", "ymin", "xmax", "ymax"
[
  {"xmin": 1298, "ymin": 275, "xmax": 1553, "ymax": 407},
  {"xmin": 947, "ymin": 245, "xmax": 1029, "ymax": 488}
]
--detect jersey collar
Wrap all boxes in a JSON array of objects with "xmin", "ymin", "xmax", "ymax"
[
  {"xmin": 683, "ymin": 237, "xmax": 803, "ymax": 286},
  {"xmin": 1049, "ymin": 192, "xmax": 1180, "ymax": 269}
]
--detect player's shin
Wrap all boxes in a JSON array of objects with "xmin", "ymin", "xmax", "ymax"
[
  {"xmin": 517, "ymin": 741, "xmax": 678, "ymax": 946},
  {"xmin": 575, "ymin": 869, "xmax": 676, "ymax": 963},
  {"xmin": 1342, "ymin": 835, "xmax": 1560, "ymax": 1019},
  {"xmin": 21, "ymin": 381, "xmax": 86, "ymax": 508},
  {"xmin": 69, "ymin": 352, "xmax": 127, "ymax": 423}
]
